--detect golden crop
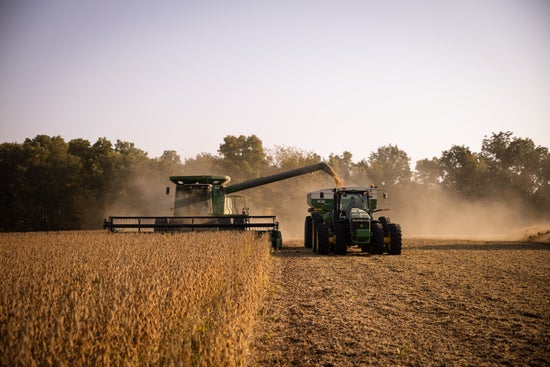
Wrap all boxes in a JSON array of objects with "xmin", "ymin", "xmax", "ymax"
[{"xmin": 0, "ymin": 231, "xmax": 272, "ymax": 367}]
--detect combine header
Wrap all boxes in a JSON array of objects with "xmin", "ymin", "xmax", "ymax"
[{"xmin": 104, "ymin": 162, "xmax": 340, "ymax": 248}]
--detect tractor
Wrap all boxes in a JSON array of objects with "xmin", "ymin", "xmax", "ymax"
[{"xmin": 305, "ymin": 186, "xmax": 402, "ymax": 255}]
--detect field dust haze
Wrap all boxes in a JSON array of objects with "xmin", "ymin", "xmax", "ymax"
[
  {"xmin": 392, "ymin": 186, "xmax": 547, "ymax": 241},
  {"xmin": 103, "ymin": 172, "xmax": 174, "ymax": 218},
  {"xmin": 101, "ymin": 167, "xmax": 548, "ymax": 243}
]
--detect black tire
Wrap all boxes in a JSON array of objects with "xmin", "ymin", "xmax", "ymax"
[
  {"xmin": 334, "ymin": 220, "xmax": 349, "ymax": 255},
  {"xmin": 311, "ymin": 212, "xmax": 323, "ymax": 253},
  {"xmin": 387, "ymin": 223, "xmax": 402, "ymax": 255},
  {"xmin": 379, "ymin": 216, "xmax": 391, "ymax": 235},
  {"xmin": 316, "ymin": 222, "xmax": 329, "ymax": 255},
  {"xmin": 304, "ymin": 216, "xmax": 313, "ymax": 248},
  {"xmin": 370, "ymin": 221, "xmax": 385, "ymax": 254}
]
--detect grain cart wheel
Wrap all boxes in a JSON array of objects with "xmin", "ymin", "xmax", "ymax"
[
  {"xmin": 370, "ymin": 222, "xmax": 385, "ymax": 254},
  {"xmin": 311, "ymin": 212, "xmax": 323, "ymax": 253},
  {"xmin": 304, "ymin": 216, "xmax": 313, "ymax": 248},
  {"xmin": 387, "ymin": 223, "xmax": 402, "ymax": 255},
  {"xmin": 334, "ymin": 220, "xmax": 349, "ymax": 255},
  {"xmin": 316, "ymin": 222, "xmax": 330, "ymax": 255}
]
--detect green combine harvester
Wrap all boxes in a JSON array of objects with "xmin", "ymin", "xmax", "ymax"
[
  {"xmin": 305, "ymin": 186, "xmax": 402, "ymax": 255},
  {"xmin": 103, "ymin": 162, "xmax": 339, "ymax": 248}
]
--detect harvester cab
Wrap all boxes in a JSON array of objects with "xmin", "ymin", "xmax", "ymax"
[
  {"xmin": 305, "ymin": 186, "xmax": 402, "ymax": 255},
  {"xmin": 104, "ymin": 162, "xmax": 342, "ymax": 249}
]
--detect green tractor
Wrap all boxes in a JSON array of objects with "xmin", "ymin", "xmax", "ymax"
[{"xmin": 305, "ymin": 186, "xmax": 402, "ymax": 255}]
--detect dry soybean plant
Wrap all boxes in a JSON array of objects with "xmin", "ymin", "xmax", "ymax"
[{"xmin": 0, "ymin": 230, "xmax": 272, "ymax": 366}]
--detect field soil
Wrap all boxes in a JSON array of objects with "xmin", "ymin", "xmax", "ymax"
[{"xmin": 249, "ymin": 238, "xmax": 550, "ymax": 366}]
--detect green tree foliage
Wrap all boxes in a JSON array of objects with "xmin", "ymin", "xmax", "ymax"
[
  {"xmin": 414, "ymin": 157, "xmax": 442, "ymax": 191},
  {"xmin": 359, "ymin": 145, "xmax": 412, "ymax": 189},
  {"xmin": 269, "ymin": 146, "xmax": 322, "ymax": 170},
  {"xmin": 217, "ymin": 134, "xmax": 266, "ymax": 181},
  {"xmin": 481, "ymin": 132, "xmax": 549, "ymax": 194},
  {"xmin": 439, "ymin": 145, "xmax": 487, "ymax": 197},
  {"xmin": 182, "ymin": 153, "xmax": 223, "ymax": 175},
  {"xmin": 0, "ymin": 131, "xmax": 548, "ymax": 231},
  {"xmin": 328, "ymin": 151, "xmax": 355, "ymax": 183},
  {"xmin": 480, "ymin": 131, "xmax": 550, "ymax": 214}
]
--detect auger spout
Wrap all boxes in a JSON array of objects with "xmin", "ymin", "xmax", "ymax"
[{"xmin": 225, "ymin": 162, "xmax": 342, "ymax": 194}]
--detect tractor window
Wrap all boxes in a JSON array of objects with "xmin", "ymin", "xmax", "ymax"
[{"xmin": 342, "ymin": 194, "xmax": 367, "ymax": 213}]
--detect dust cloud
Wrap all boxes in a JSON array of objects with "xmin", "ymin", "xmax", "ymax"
[
  {"xmin": 99, "ymin": 166, "xmax": 548, "ymax": 243},
  {"xmin": 266, "ymin": 176, "xmax": 549, "ymax": 242},
  {"xmin": 390, "ymin": 186, "xmax": 547, "ymax": 241},
  {"xmin": 103, "ymin": 173, "xmax": 174, "ymax": 218}
]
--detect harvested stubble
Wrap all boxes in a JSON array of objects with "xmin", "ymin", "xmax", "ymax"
[{"xmin": 0, "ymin": 231, "xmax": 272, "ymax": 367}]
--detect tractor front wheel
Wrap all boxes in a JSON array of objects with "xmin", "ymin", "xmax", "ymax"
[
  {"xmin": 334, "ymin": 220, "xmax": 349, "ymax": 255},
  {"xmin": 387, "ymin": 223, "xmax": 402, "ymax": 255},
  {"xmin": 370, "ymin": 222, "xmax": 385, "ymax": 254}
]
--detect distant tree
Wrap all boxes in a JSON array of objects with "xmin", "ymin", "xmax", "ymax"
[
  {"xmin": 268, "ymin": 146, "xmax": 321, "ymax": 170},
  {"xmin": 328, "ymin": 151, "xmax": 354, "ymax": 183},
  {"xmin": 153, "ymin": 150, "xmax": 183, "ymax": 175},
  {"xmin": 218, "ymin": 135, "xmax": 267, "ymax": 180},
  {"xmin": 481, "ymin": 131, "xmax": 549, "ymax": 195},
  {"xmin": 22, "ymin": 135, "xmax": 83, "ymax": 230},
  {"xmin": 439, "ymin": 145, "xmax": 486, "ymax": 197},
  {"xmin": 182, "ymin": 153, "xmax": 223, "ymax": 175},
  {"xmin": 361, "ymin": 145, "xmax": 412, "ymax": 188},
  {"xmin": 414, "ymin": 157, "xmax": 442, "ymax": 191},
  {"xmin": 0, "ymin": 142, "xmax": 27, "ymax": 231}
]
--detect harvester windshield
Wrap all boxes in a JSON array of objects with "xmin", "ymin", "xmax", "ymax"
[
  {"xmin": 174, "ymin": 185, "xmax": 212, "ymax": 216},
  {"xmin": 225, "ymin": 195, "xmax": 248, "ymax": 215}
]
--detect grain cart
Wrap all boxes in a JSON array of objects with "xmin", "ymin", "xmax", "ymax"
[
  {"xmin": 103, "ymin": 162, "xmax": 340, "ymax": 248},
  {"xmin": 305, "ymin": 186, "xmax": 402, "ymax": 255}
]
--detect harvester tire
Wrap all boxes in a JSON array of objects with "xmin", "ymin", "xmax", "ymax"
[
  {"xmin": 370, "ymin": 222, "xmax": 385, "ymax": 254},
  {"xmin": 316, "ymin": 222, "xmax": 330, "ymax": 255},
  {"xmin": 387, "ymin": 223, "xmax": 402, "ymax": 255},
  {"xmin": 304, "ymin": 216, "xmax": 313, "ymax": 248},
  {"xmin": 334, "ymin": 220, "xmax": 349, "ymax": 255}
]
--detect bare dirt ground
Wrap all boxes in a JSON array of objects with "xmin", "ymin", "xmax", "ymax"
[{"xmin": 249, "ymin": 238, "xmax": 550, "ymax": 366}]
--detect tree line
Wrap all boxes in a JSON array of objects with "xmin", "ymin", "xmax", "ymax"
[{"xmin": 0, "ymin": 131, "xmax": 548, "ymax": 231}]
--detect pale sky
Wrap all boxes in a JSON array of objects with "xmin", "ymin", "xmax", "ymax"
[{"xmin": 1, "ymin": 0, "xmax": 549, "ymax": 165}]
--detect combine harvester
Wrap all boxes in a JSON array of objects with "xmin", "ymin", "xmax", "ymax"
[{"xmin": 103, "ymin": 162, "xmax": 340, "ymax": 248}]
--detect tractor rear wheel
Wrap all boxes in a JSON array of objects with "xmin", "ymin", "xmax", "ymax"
[
  {"xmin": 304, "ymin": 216, "xmax": 313, "ymax": 248},
  {"xmin": 334, "ymin": 220, "xmax": 349, "ymax": 255},
  {"xmin": 370, "ymin": 222, "xmax": 385, "ymax": 254},
  {"xmin": 387, "ymin": 223, "xmax": 402, "ymax": 255},
  {"xmin": 316, "ymin": 222, "xmax": 329, "ymax": 255},
  {"xmin": 379, "ymin": 216, "xmax": 390, "ymax": 235}
]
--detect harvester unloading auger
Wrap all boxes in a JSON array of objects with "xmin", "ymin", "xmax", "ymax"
[{"xmin": 103, "ymin": 162, "xmax": 341, "ymax": 248}]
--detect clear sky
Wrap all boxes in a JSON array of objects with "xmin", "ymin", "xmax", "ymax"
[{"xmin": 1, "ymin": 0, "xmax": 549, "ymax": 165}]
